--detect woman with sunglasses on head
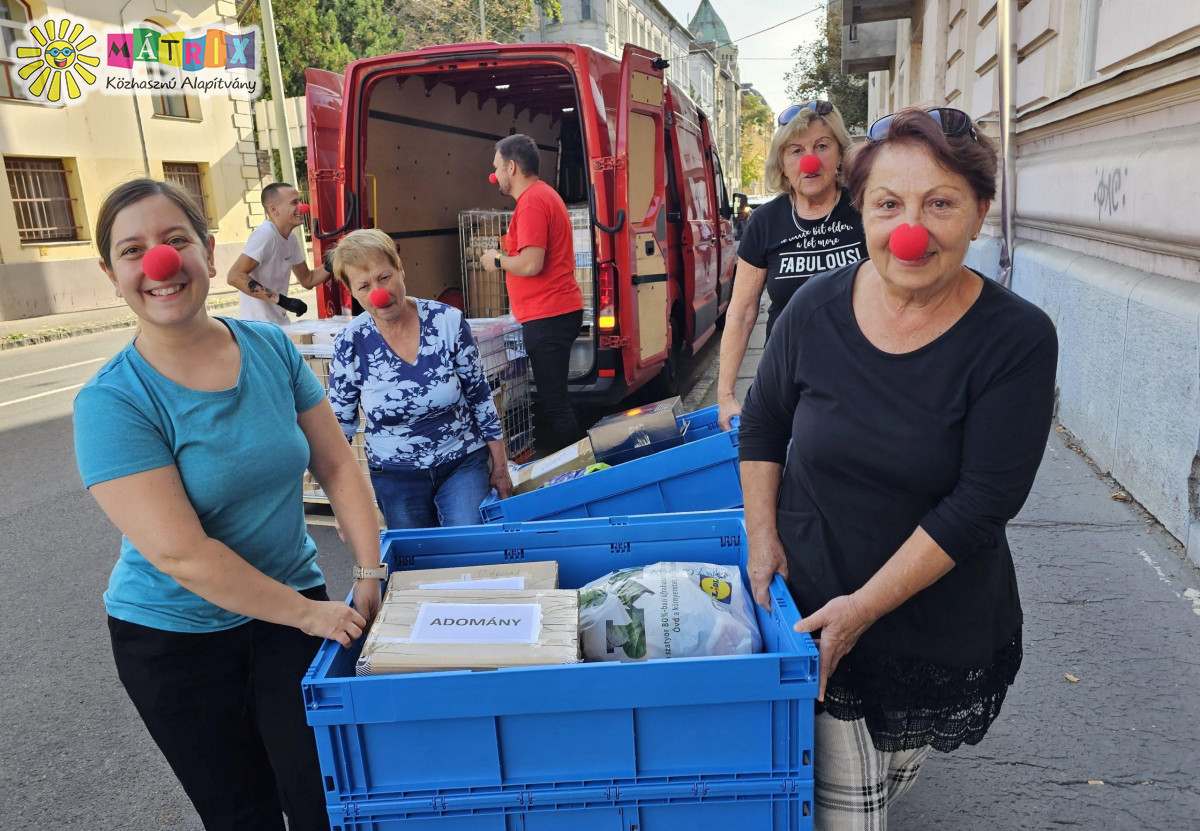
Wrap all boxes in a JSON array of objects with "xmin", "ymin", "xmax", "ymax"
[
  {"xmin": 738, "ymin": 109, "xmax": 1057, "ymax": 828},
  {"xmin": 73, "ymin": 179, "xmax": 384, "ymax": 831},
  {"xmin": 717, "ymin": 100, "xmax": 868, "ymax": 430}
]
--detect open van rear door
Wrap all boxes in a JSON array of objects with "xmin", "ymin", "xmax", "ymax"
[
  {"xmin": 614, "ymin": 45, "xmax": 669, "ymax": 371},
  {"xmin": 305, "ymin": 67, "xmax": 353, "ymax": 317}
]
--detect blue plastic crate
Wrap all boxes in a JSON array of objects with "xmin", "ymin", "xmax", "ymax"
[
  {"xmin": 303, "ymin": 511, "xmax": 818, "ymax": 812},
  {"xmin": 327, "ymin": 777, "xmax": 813, "ymax": 830},
  {"xmin": 480, "ymin": 406, "xmax": 741, "ymax": 523}
]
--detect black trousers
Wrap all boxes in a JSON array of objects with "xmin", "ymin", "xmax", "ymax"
[
  {"xmin": 108, "ymin": 586, "xmax": 331, "ymax": 831},
  {"xmin": 522, "ymin": 308, "xmax": 583, "ymax": 452}
]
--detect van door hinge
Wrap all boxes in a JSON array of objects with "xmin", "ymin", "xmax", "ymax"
[
  {"xmin": 312, "ymin": 169, "xmax": 345, "ymax": 182},
  {"xmin": 591, "ymin": 155, "xmax": 626, "ymax": 172},
  {"xmin": 600, "ymin": 335, "xmax": 631, "ymax": 349}
]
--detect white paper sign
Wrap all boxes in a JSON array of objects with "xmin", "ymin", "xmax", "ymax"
[
  {"xmin": 410, "ymin": 603, "xmax": 542, "ymax": 644},
  {"xmin": 417, "ymin": 576, "xmax": 526, "ymax": 591}
]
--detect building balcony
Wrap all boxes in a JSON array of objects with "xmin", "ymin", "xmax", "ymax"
[
  {"xmin": 841, "ymin": 20, "xmax": 898, "ymax": 74},
  {"xmin": 846, "ymin": 0, "xmax": 917, "ymax": 24}
]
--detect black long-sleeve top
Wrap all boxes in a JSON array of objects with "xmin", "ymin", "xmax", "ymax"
[{"xmin": 739, "ymin": 262, "xmax": 1058, "ymax": 670}]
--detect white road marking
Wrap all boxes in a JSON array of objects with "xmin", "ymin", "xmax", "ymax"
[
  {"xmin": 1184, "ymin": 588, "xmax": 1200, "ymax": 617},
  {"xmin": 0, "ymin": 357, "xmax": 106, "ymax": 384},
  {"xmin": 0, "ymin": 383, "xmax": 84, "ymax": 408}
]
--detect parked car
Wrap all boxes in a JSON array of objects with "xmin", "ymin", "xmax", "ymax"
[{"xmin": 305, "ymin": 42, "xmax": 737, "ymax": 403}]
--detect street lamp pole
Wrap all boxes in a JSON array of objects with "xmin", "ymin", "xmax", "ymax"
[
  {"xmin": 997, "ymin": 0, "xmax": 1017, "ymax": 288},
  {"xmin": 260, "ymin": 0, "xmax": 298, "ymax": 190},
  {"xmin": 478, "ymin": 0, "xmax": 487, "ymax": 39}
]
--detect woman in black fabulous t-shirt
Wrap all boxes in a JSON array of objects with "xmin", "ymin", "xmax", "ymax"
[
  {"xmin": 739, "ymin": 108, "xmax": 1057, "ymax": 828},
  {"xmin": 717, "ymin": 101, "xmax": 867, "ymax": 431}
]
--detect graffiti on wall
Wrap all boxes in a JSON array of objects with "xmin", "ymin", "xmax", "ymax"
[{"xmin": 1093, "ymin": 167, "xmax": 1128, "ymax": 221}]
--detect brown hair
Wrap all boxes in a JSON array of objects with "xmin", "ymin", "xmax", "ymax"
[
  {"xmin": 764, "ymin": 105, "xmax": 853, "ymax": 194},
  {"xmin": 95, "ymin": 178, "xmax": 209, "ymax": 270},
  {"xmin": 329, "ymin": 229, "xmax": 402, "ymax": 288},
  {"xmin": 843, "ymin": 108, "xmax": 998, "ymax": 211}
]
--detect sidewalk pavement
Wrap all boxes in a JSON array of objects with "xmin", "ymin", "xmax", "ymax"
[
  {"xmin": 694, "ymin": 306, "xmax": 1200, "ymax": 828},
  {"xmin": 0, "ymin": 285, "xmax": 321, "ymax": 350}
]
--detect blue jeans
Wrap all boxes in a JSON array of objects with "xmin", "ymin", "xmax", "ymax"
[{"xmin": 369, "ymin": 447, "xmax": 490, "ymax": 529}]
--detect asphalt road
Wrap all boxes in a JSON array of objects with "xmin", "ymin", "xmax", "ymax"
[{"xmin": 3, "ymin": 325, "xmax": 1200, "ymax": 829}]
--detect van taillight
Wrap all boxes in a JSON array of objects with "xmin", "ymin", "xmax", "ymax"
[{"xmin": 598, "ymin": 263, "xmax": 616, "ymax": 331}]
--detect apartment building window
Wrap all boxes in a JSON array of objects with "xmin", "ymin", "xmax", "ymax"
[
  {"xmin": 144, "ymin": 20, "xmax": 191, "ymax": 119},
  {"xmin": 163, "ymin": 162, "xmax": 212, "ymax": 225},
  {"xmin": 0, "ymin": 0, "xmax": 32, "ymax": 101},
  {"xmin": 581, "ymin": 0, "xmax": 592, "ymax": 21},
  {"xmin": 4, "ymin": 156, "xmax": 80, "ymax": 242}
]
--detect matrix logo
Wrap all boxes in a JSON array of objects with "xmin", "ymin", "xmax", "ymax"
[
  {"xmin": 15, "ymin": 18, "xmax": 100, "ymax": 102},
  {"xmin": 13, "ymin": 16, "xmax": 262, "ymax": 104}
]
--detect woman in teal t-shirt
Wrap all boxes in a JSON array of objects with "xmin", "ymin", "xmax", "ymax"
[{"xmin": 73, "ymin": 179, "xmax": 382, "ymax": 831}]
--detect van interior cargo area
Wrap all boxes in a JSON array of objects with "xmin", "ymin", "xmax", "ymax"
[{"xmin": 361, "ymin": 63, "xmax": 595, "ymax": 379}]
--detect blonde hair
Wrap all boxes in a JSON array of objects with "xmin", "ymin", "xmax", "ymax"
[
  {"xmin": 329, "ymin": 229, "xmax": 402, "ymax": 288},
  {"xmin": 764, "ymin": 105, "xmax": 854, "ymax": 194}
]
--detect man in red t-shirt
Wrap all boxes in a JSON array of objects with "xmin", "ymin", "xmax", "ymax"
[{"xmin": 481, "ymin": 134, "xmax": 584, "ymax": 452}]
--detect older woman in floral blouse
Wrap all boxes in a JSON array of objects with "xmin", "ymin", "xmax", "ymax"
[{"xmin": 327, "ymin": 229, "xmax": 512, "ymax": 528}]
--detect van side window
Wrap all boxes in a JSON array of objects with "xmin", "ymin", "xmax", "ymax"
[{"xmin": 712, "ymin": 151, "xmax": 731, "ymax": 217}]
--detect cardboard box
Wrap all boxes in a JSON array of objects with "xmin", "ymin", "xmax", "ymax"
[
  {"xmin": 386, "ymin": 561, "xmax": 559, "ymax": 593},
  {"xmin": 511, "ymin": 437, "xmax": 595, "ymax": 494},
  {"xmin": 587, "ymin": 397, "xmax": 684, "ymax": 466},
  {"xmin": 356, "ymin": 589, "xmax": 580, "ymax": 675}
]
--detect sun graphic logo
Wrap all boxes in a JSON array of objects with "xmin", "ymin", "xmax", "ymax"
[{"xmin": 15, "ymin": 18, "xmax": 100, "ymax": 103}]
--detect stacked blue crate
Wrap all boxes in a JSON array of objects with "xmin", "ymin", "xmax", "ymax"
[
  {"xmin": 303, "ymin": 511, "xmax": 817, "ymax": 830},
  {"xmin": 479, "ymin": 406, "xmax": 742, "ymax": 523}
]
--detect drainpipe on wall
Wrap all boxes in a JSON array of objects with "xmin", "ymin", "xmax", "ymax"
[
  {"xmin": 119, "ymin": 0, "xmax": 151, "ymax": 176},
  {"xmin": 996, "ymin": 0, "xmax": 1017, "ymax": 288}
]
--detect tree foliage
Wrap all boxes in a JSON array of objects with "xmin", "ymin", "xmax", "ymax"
[
  {"xmin": 739, "ymin": 90, "xmax": 773, "ymax": 190},
  {"xmin": 783, "ymin": 5, "xmax": 868, "ymax": 132},
  {"xmin": 395, "ymin": 0, "xmax": 562, "ymax": 49},
  {"xmin": 248, "ymin": 0, "xmax": 564, "ymax": 100},
  {"xmin": 244, "ymin": 0, "xmax": 407, "ymax": 99}
]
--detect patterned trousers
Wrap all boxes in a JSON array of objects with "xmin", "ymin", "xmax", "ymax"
[{"xmin": 814, "ymin": 712, "xmax": 932, "ymax": 831}]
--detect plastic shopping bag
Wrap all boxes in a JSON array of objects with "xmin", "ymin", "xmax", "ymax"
[{"xmin": 578, "ymin": 562, "xmax": 762, "ymax": 662}]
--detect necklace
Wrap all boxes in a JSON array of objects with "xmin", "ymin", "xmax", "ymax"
[{"xmin": 791, "ymin": 191, "xmax": 838, "ymax": 231}]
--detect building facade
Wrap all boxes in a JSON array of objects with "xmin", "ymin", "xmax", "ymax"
[
  {"xmin": 844, "ymin": 0, "xmax": 1200, "ymax": 563},
  {"xmin": 688, "ymin": 0, "xmax": 741, "ymax": 190},
  {"xmin": 0, "ymin": 0, "xmax": 263, "ymax": 321},
  {"xmin": 524, "ymin": 0, "xmax": 742, "ymax": 188}
]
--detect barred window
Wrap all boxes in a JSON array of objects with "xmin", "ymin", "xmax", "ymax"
[
  {"xmin": 4, "ymin": 156, "xmax": 79, "ymax": 242},
  {"xmin": 162, "ymin": 162, "xmax": 211, "ymax": 225}
]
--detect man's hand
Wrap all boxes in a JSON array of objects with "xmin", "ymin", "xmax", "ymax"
[
  {"xmin": 278, "ymin": 295, "xmax": 308, "ymax": 316},
  {"xmin": 717, "ymin": 393, "xmax": 742, "ymax": 431},
  {"xmin": 480, "ymin": 248, "xmax": 502, "ymax": 273}
]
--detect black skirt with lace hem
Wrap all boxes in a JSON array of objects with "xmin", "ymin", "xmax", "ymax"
[{"xmin": 818, "ymin": 632, "xmax": 1023, "ymax": 754}]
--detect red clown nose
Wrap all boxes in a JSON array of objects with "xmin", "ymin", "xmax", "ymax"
[
  {"xmin": 889, "ymin": 223, "xmax": 930, "ymax": 261},
  {"xmin": 489, "ymin": 172, "xmax": 498, "ymax": 184},
  {"xmin": 369, "ymin": 288, "xmax": 392, "ymax": 308},
  {"xmin": 799, "ymin": 154, "xmax": 821, "ymax": 175},
  {"xmin": 297, "ymin": 203, "xmax": 310, "ymax": 213},
  {"xmin": 142, "ymin": 244, "xmax": 182, "ymax": 282}
]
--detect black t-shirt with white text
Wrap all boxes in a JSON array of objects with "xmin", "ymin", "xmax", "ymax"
[{"xmin": 737, "ymin": 190, "xmax": 867, "ymax": 338}]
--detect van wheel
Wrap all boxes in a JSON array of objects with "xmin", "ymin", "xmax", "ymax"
[{"xmin": 646, "ymin": 314, "xmax": 684, "ymax": 399}]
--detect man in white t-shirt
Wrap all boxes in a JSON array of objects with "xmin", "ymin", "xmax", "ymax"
[{"xmin": 227, "ymin": 182, "xmax": 330, "ymax": 325}]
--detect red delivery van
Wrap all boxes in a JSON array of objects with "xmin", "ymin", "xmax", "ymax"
[{"xmin": 306, "ymin": 42, "xmax": 736, "ymax": 403}]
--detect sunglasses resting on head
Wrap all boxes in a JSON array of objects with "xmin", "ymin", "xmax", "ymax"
[
  {"xmin": 778, "ymin": 100, "xmax": 834, "ymax": 126},
  {"xmin": 867, "ymin": 107, "xmax": 979, "ymax": 142}
]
